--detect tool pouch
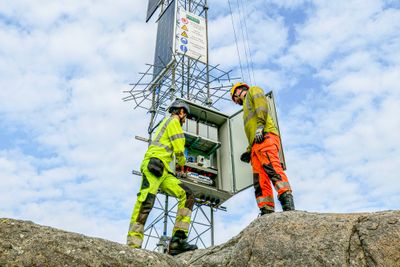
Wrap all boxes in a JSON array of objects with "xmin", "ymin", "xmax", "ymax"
[{"xmin": 147, "ymin": 157, "xmax": 164, "ymax": 177}]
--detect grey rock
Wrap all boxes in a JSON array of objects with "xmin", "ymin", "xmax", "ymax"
[
  {"xmin": 1, "ymin": 211, "xmax": 399, "ymax": 267},
  {"xmin": 177, "ymin": 211, "xmax": 400, "ymax": 267},
  {"xmin": 0, "ymin": 218, "xmax": 183, "ymax": 267}
]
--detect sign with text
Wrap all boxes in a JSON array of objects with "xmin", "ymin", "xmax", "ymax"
[{"xmin": 176, "ymin": 7, "xmax": 208, "ymax": 64}]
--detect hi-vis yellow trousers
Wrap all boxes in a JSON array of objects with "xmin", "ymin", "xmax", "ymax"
[{"xmin": 127, "ymin": 158, "xmax": 195, "ymax": 248}]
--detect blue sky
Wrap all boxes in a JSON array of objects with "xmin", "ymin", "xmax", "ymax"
[{"xmin": 1, "ymin": 0, "xmax": 399, "ymax": 248}]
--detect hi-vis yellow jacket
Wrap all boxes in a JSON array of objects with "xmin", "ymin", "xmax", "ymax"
[
  {"xmin": 144, "ymin": 116, "xmax": 186, "ymax": 172},
  {"xmin": 243, "ymin": 86, "xmax": 279, "ymax": 151}
]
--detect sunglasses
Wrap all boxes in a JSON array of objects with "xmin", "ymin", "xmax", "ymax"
[{"xmin": 233, "ymin": 88, "xmax": 245, "ymax": 102}]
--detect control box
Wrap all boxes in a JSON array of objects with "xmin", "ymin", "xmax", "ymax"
[{"xmin": 169, "ymin": 92, "xmax": 285, "ymax": 207}]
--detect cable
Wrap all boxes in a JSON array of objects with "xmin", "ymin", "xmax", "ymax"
[
  {"xmin": 227, "ymin": 0, "xmax": 244, "ymax": 81},
  {"xmin": 240, "ymin": 0, "xmax": 256, "ymax": 85},
  {"xmin": 236, "ymin": 0, "xmax": 252, "ymax": 85}
]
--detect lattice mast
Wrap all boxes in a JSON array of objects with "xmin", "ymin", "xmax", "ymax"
[
  {"xmin": 123, "ymin": 0, "xmax": 288, "ymax": 252},
  {"xmin": 123, "ymin": 0, "xmax": 238, "ymax": 251},
  {"xmin": 123, "ymin": 0, "xmax": 236, "ymax": 136}
]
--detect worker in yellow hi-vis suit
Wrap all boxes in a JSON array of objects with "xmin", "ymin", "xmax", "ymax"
[{"xmin": 127, "ymin": 99, "xmax": 198, "ymax": 256}]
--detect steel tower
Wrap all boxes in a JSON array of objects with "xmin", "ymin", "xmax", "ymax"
[{"xmin": 123, "ymin": 0, "xmax": 238, "ymax": 251}]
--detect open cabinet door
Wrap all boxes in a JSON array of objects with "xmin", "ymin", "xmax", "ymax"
[
  {"xmin": 265, "ymin": 91, "xmax": 287, "ymax": 170},
  {"xmin": 229, "ymin": 110, "xmax": 253, "ymax": 193}
]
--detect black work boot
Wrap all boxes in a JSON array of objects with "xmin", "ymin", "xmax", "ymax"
[
  {"xmin": 278, "ymin": 191, "xmax": 295, "ymax": 211},
  {"xmin": 260, "ymin": 207, "xmax": 274, "ymax": 216},
  {"xmin": 168, "ymin": 230, "xmax": 198, "ymax": 256}
]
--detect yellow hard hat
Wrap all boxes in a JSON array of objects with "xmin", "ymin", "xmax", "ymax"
[{"xmin": 230, "ymin": 82, "xmax": 249, "ymax": 100}]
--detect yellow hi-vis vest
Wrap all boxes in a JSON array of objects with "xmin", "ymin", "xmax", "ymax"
[
  {"xmin": 144, "ymin": 116, "xmax": 186, "ymax": 172},
  {"xmin": 243, "ymin": 86, "xmax": 279, "ymax": 151}
]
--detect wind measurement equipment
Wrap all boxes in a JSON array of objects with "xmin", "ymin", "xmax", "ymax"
[{"xmin": 123, "ymin": 0, "xmax": 286, "ymax": 251}]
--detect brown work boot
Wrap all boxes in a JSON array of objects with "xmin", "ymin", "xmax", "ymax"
[{"xmin": 168, "ymin": 230, "xmax": 198, "ymax": 256}]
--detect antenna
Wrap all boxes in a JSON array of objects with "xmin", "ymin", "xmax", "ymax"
[
  {"xmin": 124, "ymin": 0, "xmax": 243, "ymax": 251},
  {"xmin": 123, "ymin": 0, "xmax": 240, "ymax": 134}
]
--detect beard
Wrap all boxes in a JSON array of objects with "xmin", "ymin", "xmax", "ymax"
[
  {"xmin": 179, "ymin": 117, "xmax": 185, "ymax": 126},
  {"xmin": 237, "ymin": 98, "xmax": 243, "ymax": 106}
]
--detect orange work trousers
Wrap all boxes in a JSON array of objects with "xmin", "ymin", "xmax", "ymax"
[{"xmin": 251, "ymin": 133, "xmax": 292, "ymax": 212}]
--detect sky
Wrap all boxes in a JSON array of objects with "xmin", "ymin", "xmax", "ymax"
[{"xmin": 1, "ymin": 0, "xmax": 399, "ymax": 250}]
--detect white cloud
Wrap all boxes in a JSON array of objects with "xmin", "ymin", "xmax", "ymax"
[
  {"xmin": 279, "ymin": 0, "xmax": 400, "ymax": 214},
  {"xmin": 267, "ymin": 0, "xmax": 311, "ymax": 9},
  {"xmin": 0, "ymin": 0, "xmax": 153, "ymax": 244},
  {"xmin": 208, "ymin": 1, "xmax": 288, "ymax": 85},
  {"xmin": 278, "ymin": 0, "xmax": 400, "ymax": 70},
  {"xmin": 1, "ymin": 0, "xmax": 399, "ymax": 251}
]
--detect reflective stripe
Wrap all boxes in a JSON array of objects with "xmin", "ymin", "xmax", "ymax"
[
  {"xmin": 174, "ymin": 221, "xmax": 190, "ymax": 231},
  {"xmin": 155, "ymin": 117, "xmax": 173, "ymax": 142},
  {"xmin": 244, "ymin": 94, "xmax": 254, "ymax": 125},
  {"xmin": 170, "ymin": 133, "xmax": 185, "ymax": 141},
  {"xmin": 245, "ymin": 106, "xmax": 269, "ymax": 125},
  {"xmin": 127, "ymin": 235, "xmax": 143, "ymax": 248},
  {"xmin": 245, "ymin": 93, "xmax": 252, "ymax": 110},
  {"xmin": 244, "ymin": 111, "xmax": 255, "ymax": 125},
  {"xmin": 177, "ymin": 208, "xmax": 192, "ymax": 218},
  {"xmin": 129, "ymin": 223, "xmax": 144, "ymax": 234},
  {"xmin": 275, "ymin": 181, "xmax": 291, "ymax": 191},
  {"xmin": 255, "ymin": 106, "xmax": 268, "ymax": 114},
  {"xmin": 150, "ymin": 141, "xmax": 173, "ymax": 153},
  {"xmin": 256, "ymin": 196, "xmax": 274, "ymax": 204},
  {"xmin": 252, "ymin": 92, "xmax": 265, "ymax": 99},
  {"xmin": 150, "ymin": 117, "xmax": 174, "ymax": 153}
]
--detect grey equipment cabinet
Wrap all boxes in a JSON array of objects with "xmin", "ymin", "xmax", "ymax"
[{"xmin": 170, "ymin": 92, "xmax": 285, "ymax": 207}]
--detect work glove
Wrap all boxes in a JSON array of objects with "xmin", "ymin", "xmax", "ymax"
[
  {"xmin": 254, "ymin": 126, "xmax": 265, "ymax": 144},
  {"xmin": 176, "ymin": 165, "xmax": 185, "ymax": 178},
  {"xmin": 240, "ymin": 151, "xmax": 251, "ymax": 163}
]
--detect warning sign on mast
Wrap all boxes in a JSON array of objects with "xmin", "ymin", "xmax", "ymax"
[
  {"xmin": 176, "ymin": 7, "xmax": 208, "ymax": 64},
  {"xmin": 181, "ymin": 31, "xmax": 188, "ymax": 38}
]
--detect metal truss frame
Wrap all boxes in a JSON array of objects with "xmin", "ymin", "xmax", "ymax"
[
  {"xmin": 125, "ymin": 0, "xmax": 239, "ymax": 252},
  {"xmin": 122, "ymin": 53, "xmax": 239, "ymax": 134},
  {"xmin": 142, "ymin": 194, "xmax": 226, "ymax": 252}
]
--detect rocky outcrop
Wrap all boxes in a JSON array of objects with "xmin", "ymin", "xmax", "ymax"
[
  {"xmin": 178, "ymin": 211, "xmax": 400, "ymax": 266},
  {"xmin": 1, "ymin": 211, "xmax": 399, "ymax": 266},
  {"xmin": 0, "ymin": 218, "xmax": 180, "ymax": 267}
]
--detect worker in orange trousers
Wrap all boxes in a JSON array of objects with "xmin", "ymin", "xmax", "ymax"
[{"xmin": 230, "ymin": 82, "xmax": 295, "ymax": 215}]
